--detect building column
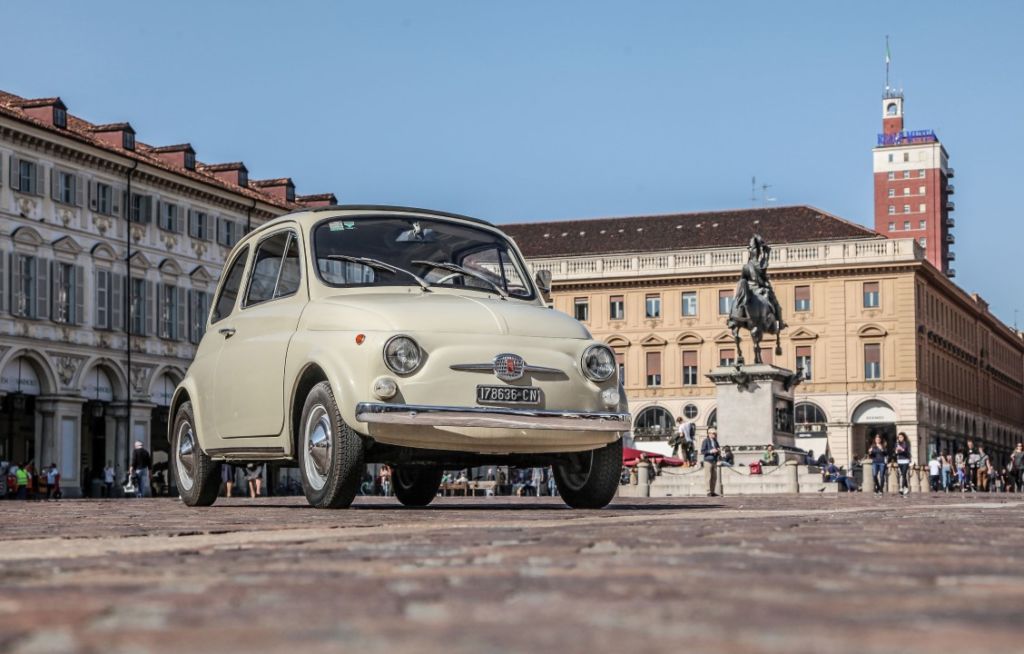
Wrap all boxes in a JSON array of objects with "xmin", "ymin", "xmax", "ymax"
[{"xmin": 35, "ymin": 396, "xmax": 87, "ymax": 496}]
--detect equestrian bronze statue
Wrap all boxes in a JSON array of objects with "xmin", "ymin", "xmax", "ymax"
[{"xmin": 726, "ymin": 235, "xmax": 787, "ymax": 365}]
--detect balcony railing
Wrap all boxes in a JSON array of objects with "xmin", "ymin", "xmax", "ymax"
[
  {"xmin": 528, "ymin": 238, "xmax": 924, "ymax": 281},
  {"xmin": 946, "ymin": 201, "xmax": 956, "ymax": 211},
  {"xmin": 946, "ymin": 233, "xmax": 956, "ymax": 244},
  {"xmin": 946, "ymin": 183, "xmax": 955, "ymax": 195},
  {"xmin": 948, "ymin": 250, "xmax": 956, "ymax": 261},
  {"xmin": 946, "ymin": 217, "xmax": 955, "ymax": 228}
]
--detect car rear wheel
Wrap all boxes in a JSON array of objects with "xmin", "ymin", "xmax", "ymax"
[
  {"xmin": 172, "ymin": 401, "xmax": 220, "ymax": 507},
  {"xmin": 553, "ymin": 438, "xmax": 622, "ymax": 509},
  {"xmin": 298, "ymin": 381, "xmax": 365, "ymax": 509},
  {"xmin": 392, "ymin": 466, "xmax": 444, "ymax": 507}
]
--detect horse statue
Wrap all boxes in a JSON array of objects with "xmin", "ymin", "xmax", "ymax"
[{"xmin": 726, "ymin": 235, "xmax": 787, "ymax": 366}]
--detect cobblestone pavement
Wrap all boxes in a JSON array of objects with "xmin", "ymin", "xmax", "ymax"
[{"xmin": 1, "ymin": 494, "xmax": 1022, "ymax": 654}]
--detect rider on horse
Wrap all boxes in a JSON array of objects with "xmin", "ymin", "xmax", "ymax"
[{"xmin": 727, "ymin": 235, "xmax": 787, "ymax": 365}]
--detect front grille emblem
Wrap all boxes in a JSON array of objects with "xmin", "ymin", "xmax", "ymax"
[{"xmin": 493, "ymin": 353, "xmax": 526, "ymax": 382}]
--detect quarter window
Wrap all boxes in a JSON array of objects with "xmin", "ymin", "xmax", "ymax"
[
  {"xmin": 212, "ymin": 247, "xmax": 249, "ymax": 323},
  {"xmin": 246, "ymin": 231, "xmax": 301, "ymax": 306}
]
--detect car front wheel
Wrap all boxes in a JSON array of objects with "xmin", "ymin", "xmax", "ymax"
[
  {"xmin": 553, "ymin": 438, "xmax": 623, "ymax": 509},
  {"xmin": 392, "ymin": 466, "xmax": 444, "ymax": 507},
  {"xmin": 172, "ymin": 401, "xmax": 220, "ymax": 507},
  {"xmin": 298, "ymin": 381, "xmax": 365, "ymax": 509}
]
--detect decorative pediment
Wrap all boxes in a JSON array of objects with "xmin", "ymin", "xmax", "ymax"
[
  {"xmin": 713, "ymin": 330, "xmax": 735, "ymax": 344},
  {"xmin": 605, "ymin": 334, "xmax": 631, "ymax": 348},
  {"xmin": 789, "ymin": 327, "xmax": 819, "ymax": 341},
  {"xmin": 158, "ymin": 258, "xmax": 184, "ymax": 276},
  {"xmin": 190, "ymin": 265, "xmax": 212, "ymax": 283},
  {"xmin": 858, "ymin": 324, "xmax": 888, "ymax": 338},
  {"xmin": 676, "ymin": 331, "xmax": 704, "ymax": 346},
  {"xmin": 640, "ymin": 334, "xmax": 667, "ymax": 347},
  {"xmin": 11, "ymin": 226, "xmax": 43, "ymax": 248},
  {"xmin": 128, "ymin": 251, "xmax": 154, "ymax": 270},
  {"xmin": 52, "ymin": 235, "xmax": 84, "ymax": 255},
  {"xmin": 91, "ymin": 242, "xmax": 118, "ymax": 262}
]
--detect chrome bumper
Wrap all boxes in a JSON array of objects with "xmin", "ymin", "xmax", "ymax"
[{"xmin": 355, "ymin": 402, "xmax": 631, "ymax": 432}]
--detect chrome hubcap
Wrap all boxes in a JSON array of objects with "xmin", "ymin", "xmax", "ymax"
[
  {"xmin": 177, "ymin": 422, "xmax": 196, "ymax": 491},
  {"xmin": 305, "ymin": 405, "xmax": 332, "ymax": 490}
]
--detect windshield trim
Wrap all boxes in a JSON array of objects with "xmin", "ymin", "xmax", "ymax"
[{"xmin": 309, "ymin": 214, "xmax": 537, "ymax": 301}]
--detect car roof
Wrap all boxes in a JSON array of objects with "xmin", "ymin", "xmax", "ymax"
[{"xmin": 252, "ymin": 204, "xmax": 495, "ymax": 235}]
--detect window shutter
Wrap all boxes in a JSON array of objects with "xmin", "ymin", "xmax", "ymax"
[
  {"xmin": 146, "ymin": 195, "xmax": 155, "ymax": 224},
  {"xmin": 9, "ymin": 156, "xmax": 20, "ymax": 190},
  {"xmin": 73, "ymin": 264, "xmax": 85, "ymax": 325},
  {"xmin": 35, "ymin": 257, "xmax": 49, "ymax": 320},
  {"xmin": 11, "ymin": 253, "xmax": 23, "ymax": 316},
  {"xmin": 187, "ymin": 209, "xmax": 196, "ymax": 238},
  {"xmin": 176, "ymin": 286, "xmax": 187, "ymax": 340},
  {"xmin": 95, "ymin": 269, "xmax": 108, "ymax": 328},
  {"xmin": 111, "ymin": 274, "xmax": 123, "ymax": 330},
  {"xmin": 111, "ymin": 187, "xmax": 122, "ymax": 217},
  {"xmin": 88, "ymin": 180, "xmax": 98, "ymax": 211},
  {"xmin": 145, "ymin": 280, "xmax": 155, "ymax": 335},
  {"xmin": 50, "ymin": 168, "xmax": 60, "ymax": 201},
  {"xmin": 34, "ymin": 165, "xmax": 44, "ymax": 196},
  {"xmin": 0, "ymin": 250, "xmax": 5, "ymax": 314},
  {"xmin": 74, "ymin": 175, "xmax": 84, "ymax": 207},
  {"xmin": 646, "ymin": 352, "xmax": 661, "ymax": 376}
]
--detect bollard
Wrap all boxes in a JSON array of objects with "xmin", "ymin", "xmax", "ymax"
[
  {"xmin": 910, "ymin": 466, "xmax": 923, "ymax": 494},
  {"xmin": 636, "ymin": 460, "xmax": 652, "ymax": 498},
  {"xmin": 785, "ymin": 460, "xmax": 799, "ymax": 493},
  {"xmin": 886, "ymin": 464, "xmax": 899, "ymax": 494}
]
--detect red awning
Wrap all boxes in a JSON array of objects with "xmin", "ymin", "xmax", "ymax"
[{"xmin": 623, "ymin": 446, "xmax": 685, "ymax": 467}]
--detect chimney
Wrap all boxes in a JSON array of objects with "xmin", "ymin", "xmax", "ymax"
[
  {"xmin": 150, "ymin": 143, "xmax": 196, "ymax": 171},
  {"xmin": 250, "ymin": 178, "xmax": 296, "ymax": 203},
  {"xmin": 197, "ymin": 162, "xmax": 249, "ymax": 188},
  {"xmin": 19, "ymin": 97, "xmax": 68, "ymax": 128},
  {"xmin": 296, "ymin": 193, "xmax": 337, "ymax": 208},
  {"xmin": 90, "ymin": 122, "xmax": 136, "ymax": 151}
]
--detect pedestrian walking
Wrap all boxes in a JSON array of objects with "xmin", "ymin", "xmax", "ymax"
[
  {"xmin": 103, "ymin": 461, "xmax": 115, "ymax": 498},
  {"xmin": 976, "ymin": 446, "xmax": 990, "ymax": 492},
  {"xmin": 894, "ymin": 432, "xmax": 912, "ymax": 496},
  {"xmin": 220, "ymin": 464, "xmax": 236, "ymax": 497},
  {"xmin": 1012, "ymin": 443, "xmax": 1024, "ymax": 491},
  {"xmin": 379, "ymin": 464, "xmax": 392, "ymax": 496},
  {"xmin": 867, "ymin": 434, "xmax": 888, "ymax": 495},
  {"xmin": 966, "ymin": 440, "xmax": 980, "ymax": 492},
  {"xmin": 244, "ymin": 463, "xmax": 263, "ymax": 498},
  {"xmin": 14, "ymin": 464, "xmax": 28, "ymax": 500},
  {"xmin": 940, "ymin": 451, "xmax": 952, "ymax": 492},
  {"xmin": 928, "ymin": 454, "xmax": 941, "ymax": 492},
  {"xmin": 45, "ymin": 463, "xmax": 60, "ymax": 501},
  {"xmin": 129, "ymin": 441, "xmax": 152, "ymax": 498},
  {"xmin": 701, "ymin": 429, "xmax": 722, "ymax": 497}
]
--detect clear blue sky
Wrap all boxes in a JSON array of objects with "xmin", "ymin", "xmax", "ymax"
[{"xmin": 5, "ymin": 1, "xmax": 1022, "ymax": 325}]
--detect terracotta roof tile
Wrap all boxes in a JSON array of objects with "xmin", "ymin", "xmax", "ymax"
[
  {"xmin": 502, "ymin": 205, "xmax": 880, "ymax": 258},
  {"xmin": 250, "ymin": 177, "xmax": 293, "ymax": 187},
  {"xmin": 197, "ymin": 161, "xmax": 246, "ymax": 172}
]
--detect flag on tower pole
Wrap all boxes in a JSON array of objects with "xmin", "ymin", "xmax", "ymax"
[{"xmin": 886, "ymin": 39, "xmax": 891, "ymax": 65}]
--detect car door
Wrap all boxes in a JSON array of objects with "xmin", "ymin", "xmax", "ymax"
[
  {"xmin": 213, "ymin": 226, "xmax": 307, "ymax": 438},
  {"xmin": 201, "ymin": 245, "xmax": 250, "ymax": 439}
]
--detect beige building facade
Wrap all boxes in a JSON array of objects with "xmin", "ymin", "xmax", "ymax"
[{"xmin": 506, "ymin": 207, "xmax": 1024, "ymax": 467}]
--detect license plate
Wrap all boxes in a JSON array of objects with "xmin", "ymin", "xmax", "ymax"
[{"xmin": 476, "ymin": 385, "xmax": 541, "ymax": 404}]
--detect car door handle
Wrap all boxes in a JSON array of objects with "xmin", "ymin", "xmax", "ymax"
[{"xmin": 218, "ymin": 327, "xmax": 236, "ymax": 338}]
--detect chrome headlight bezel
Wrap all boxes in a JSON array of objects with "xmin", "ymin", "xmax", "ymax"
[
  {"xmin": 581, "ymin": 344, "xmax": 616, "ymax": 382},
  {"xmin": 383, "ymin": 335, "xmax": 423, "ymax": 375}
]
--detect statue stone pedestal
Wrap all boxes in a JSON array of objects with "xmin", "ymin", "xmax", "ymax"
[{"xmin": 706, "ymin": 364, "xmax": 802, "ymax": 465}]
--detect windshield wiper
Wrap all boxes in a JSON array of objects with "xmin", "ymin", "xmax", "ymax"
[
  {"xmin": 412, "ymin": 260, "xmax": 509, "ymax": 300},
  {"xmin": 326, "ymin": 255, "xmax": 432, "ymax": 292}
]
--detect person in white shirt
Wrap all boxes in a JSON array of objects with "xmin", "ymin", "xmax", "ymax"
[{"xmin": 927, "ymin": 455, "xmax": 941, "ymax": 492}]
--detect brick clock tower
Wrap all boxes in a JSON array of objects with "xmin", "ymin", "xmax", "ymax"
[{"xmin": 872, "ymin": 90, "xmax": 955, "ymax": 276}]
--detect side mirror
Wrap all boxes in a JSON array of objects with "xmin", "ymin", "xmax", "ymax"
[{"xmin": 534, "ymin": 269, "xmax": 552, "ymax": 304}]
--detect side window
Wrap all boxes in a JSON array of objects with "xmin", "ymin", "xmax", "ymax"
[
  {"xmin": 245, "ymin": 231, "xmax": 291, "ymax": 306},
  {"xmin": 275, "ymin": 233, "xmax": 301, "ymax": 298},
  {"xmin": 212, "ymin": 247, "xmax": 249, "ymax": 324}
]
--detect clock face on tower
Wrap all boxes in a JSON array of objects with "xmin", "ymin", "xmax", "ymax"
[{"xmin": 886, "ymin": 102, "xmax": 899, "ymax": 116}]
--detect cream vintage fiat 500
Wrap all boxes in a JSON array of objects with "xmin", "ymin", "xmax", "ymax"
[{"xmin": 170, "ymin": 206, "xmax": 630, "ymax": 509}]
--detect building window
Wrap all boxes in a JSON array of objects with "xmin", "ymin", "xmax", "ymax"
[
  {"xmin": 123, "ymin": 131, "xmax": 135, "ymax": 150},
  {"xmin": 159, "ymin": 201, "xmax": 181, "ymax": 232},
  {"xmin": 56, "ymin": 171, "xmax": 77, "ymax": 205},
  {"xmin": 918, "ymin": 169, "xmax": 926, "ymax": 178},
  {"xmin": 16, "ymin": 159, "xmax": 41, "ymax": 195},
  {"xmin": 158, "ymin": 283, "xmax": 186, "ymax": 341},
  {"xmin": 51, "ymin": 262, "xmax": 83, "ymax": 325},
  {"xmin": 609, "ymin": 295, "xmax": 624, "ymax": 321},
  {"xmin": 718, "ymin": 290, "xmax": 733, "ymax": 315},
  {"xmin": 127, "ymin": 193, "xmax": 152, "ymax": 224},
  {"xmin": 574, "ymin": 297, "xmax": 589, "ymax": 321},
  {"xmin": 919, "ymin": 220, "xmax": 926, "ymax": 229},
  {"xmin": 719, "ymin": 348, "xmax": 736, "ymax": 367},
  {"xmin": 888, "ymin": 206, "xmax": 895, "ymax": 215},
  {"xmin": 614, "ymin": 350, "xmax": 625, "ymax": 383},
  {"xmin": 887, "ymin": 153, "xmax": 893, "ymax": 163},
  {"xmin": 918, "ymin": 185, "xmax": 926, "ymax": 194},
  {"xmin": 93, "ymin": 269, "xmax": 124, "ymax": 330},
  {"xmin": 888, "ymin": 222, "xmax": 895, "ymax": 231},
  {"xmin": 682, "ymin": 350, "xmax": 698, "ymax": 386},
  {"xmin": 903, "ymin": 187, "xmax": 910, "ymax": 196},
  {"xmin": 217, "ymin": 218, "xmax": 241, "ymax": 247},
  {"xmin": 189, "ymin": 290, "xmax": 211, "ymax": 344},
  {"xmin": 10, "ymin": 253, "xmax": 47, "ymax": 319},
  {"xmin": 129, "ymin": 277, "xmax": 150, "ymax": 335},
  {"xmin": 903, "ymin": 152, "xmax": 910, "ymax": 162},
  {"xmin": 681, "ymin": 291, "xmax": 697, "ymax": 317},
  {"xmin": 918, "ymin": 203, "xmax": 926, "ymax": 213},
  {"xmin": 94, "ymin": 183, "xmax": 113, "ymax": 215},
  {"xmin": 903, "ymin": 221, "xmax": 910, "ymax": 230},
  {"xmin": 796, "ymin": 345, "xmax": 812, "ymax": 380},
  {"xmin": 863, "ymin": 281, "xmax": 880, "ymax": 308},
  {"xmin": 645, "ymin": 294, "xmax": 661, "ymax": 319},
  {"xmin": 53, "ymin": 106, "xmax": 67, "ymax": 128},
  {"xmin": 188, "ymin": 210, "xmax": 212, "ymax": 240},
  {"xmin": 903, "ymin": 170, "xmax": 911, "ymax": 179},
  {"xmin": 887, "ymin": 172, "xmax": 895, "ymax": 181},
  {"xmin": 887, "ymin": 189, "xmax": 895, "ymax": 198},
  {"xmin": 645, "ymin": 351, "xmax": 662, "ymax": 387},
  {"xmin": 683, "ymin": 403, "xmax": 698, "ymax": 420},
  {"xmin": 184, "ymin": 151, "xmax": 196, "ymax": 170},
  {"xmin": 903, "ymin": 204, "xmax": 910, "ymax": 213},
  {"xmin": 793, "ymin": 285, "xmax": 810, "ymax": 312},
  {"xmin": 864, "ymin": 343, "xmax": 882, "ymax": 380},
  {"xmin": 919, "ymin": 237, "xmax": 927, "ymax": 248}
]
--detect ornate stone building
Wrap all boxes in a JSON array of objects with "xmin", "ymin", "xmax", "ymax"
[
  {"xmin": 505, "ymin": 206, "xmax": 1024, "ymax": 467},
  {"xmin": 0, "ymin": 90, "xmax": 336, "ymax": 496}
]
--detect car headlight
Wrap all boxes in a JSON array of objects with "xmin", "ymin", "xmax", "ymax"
[
  {"xmin": 383, "ymin": 335, "xmax": 423, "ymax": 374},
  {"xmin": 581, "ymin": 344, "xmax": 616, "ymax": 382}
]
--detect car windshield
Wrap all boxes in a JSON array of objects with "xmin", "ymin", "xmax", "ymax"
[{"xmin": 312, "ymin": 215, "xmax": 534, "ymax": 299}]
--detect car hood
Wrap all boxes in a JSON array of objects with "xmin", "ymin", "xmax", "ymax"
[{"xmin": 306, "ymin": 291, "xmax": 590, "ymax": 339}]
